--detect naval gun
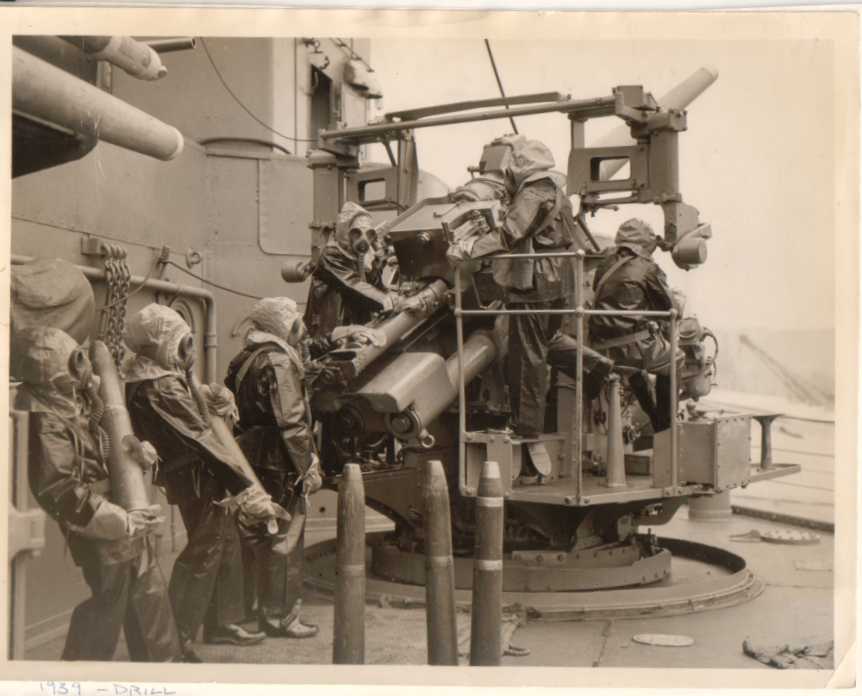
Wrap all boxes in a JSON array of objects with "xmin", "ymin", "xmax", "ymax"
[{"xmin": 295, "ymin": 69, "xmax": 802, "ymax": 592}]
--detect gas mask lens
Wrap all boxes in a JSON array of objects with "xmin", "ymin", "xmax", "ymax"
[
  {"xmin": 351, "ymin": 228, "xmax": 370, "ymax": 255},
  {"xmin": 68, "ymin": 348, "xmax": 94, "ymax": 389},
  {"xmin": 177, "ymin": 333, "xmax": 196, "ymax": 372}
]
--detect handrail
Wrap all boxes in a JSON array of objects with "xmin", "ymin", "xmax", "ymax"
[
  {"xmin": 454, "ymin": 248, "xmax": 679, "ymax": 501},
  {"xmin": 457, "ymin": 308, "xmax": 673, "ymax": 317}
]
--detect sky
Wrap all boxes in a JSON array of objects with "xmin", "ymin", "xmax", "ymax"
[{"xmin": 366, "ymin": 37, "xmax": 836, "ymax": 333}]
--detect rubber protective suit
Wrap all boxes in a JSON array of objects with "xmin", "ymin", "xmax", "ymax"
[
  {"xmin": 226, "ymin": 297, "xmax": 320, "ymax": 638},
  {"xmin": 590, "ymin": 219, "xmax": 683, "ymax": 432},
  {"xmin": 124, "ymin": 304, "xmax": 256, "ymax": 649},
  {"xmin": 304, "ymin": 201, "xmax": 392, "ymax": 340},
  {"xmin": 452, "ymin": 135, "xmax": 590, "ymax": 437},
  {"xmin": 15, "ymin": 326, "xmax": 182, "ymax": 662}
]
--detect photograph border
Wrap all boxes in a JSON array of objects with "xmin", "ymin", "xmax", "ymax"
[{"xmin": 0, "ymin": 5, "xmax": 857, "ymax": 689}]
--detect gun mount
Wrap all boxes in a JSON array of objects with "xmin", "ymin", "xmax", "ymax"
[{"xmin": 300, "ymin": 68, "xmax": 801, "ymax": 592}]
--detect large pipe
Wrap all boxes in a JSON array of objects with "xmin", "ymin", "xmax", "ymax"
[
  {"xmin": 91, "ymin": 340, "xmax": 153, "ymax": 512},
  {"xmin": 598, "ymin": 66, "xmax": 718, "ymax": 180},
  {"xmin": 13, "ymin": 47, "xmax": 184, "ymax": 160},
  {"xmin": 61, "ymin": 36, "xmax": 167, "ymax": 81},
  {"xmin": 145, "ymin": 38, "xmax": 198, "ymax": 54},
  {"xmin": 321, "ymin": 96, "xmax": 617, "ymax": 144},
  {"xmin": 424, "ymin": 460, "xmax": 459, "ymax": 666},
  {"xmin": 333, "ymin": 463, "xmax": 366, "ymax": 664},
  {"xmin": 11, "ymin": 255, "xmax": 217, "ymax": 384}
]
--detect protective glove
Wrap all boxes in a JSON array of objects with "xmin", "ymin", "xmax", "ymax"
[
  {"xmin": 301, "ymin": 453, "xmax": 323, "ymax": 496},
  {"xmin": 200, "ymin": 383, "xmax": 240, "ymax": 430},
  {"xmin": 392, "ymin": 294, "xmax": 425, "ymax": 315},
  {"xmin": 69, "ymin": 499, "xmax": 131, "ymax": 541},
  {"xmin": 233, "ymin": 484, "xmax": 290, "ymax": 528},
  {"xmin": 446, "ymin": 238, "xmax": 483, "ymax": 275},
  {"xmin": 331, "ymin": 325, "xmax": 387, "ymax": 347},
  {"xmin": 305, "ymin": 334, "xmax": 335, "ymax": 358},
  {"xmin": 124, "ymin": 435, "xmax": 159, "ymax": 471},
  {"xmin": 128, "ymin": 504, "xmax": 165, "ymax": 536}
]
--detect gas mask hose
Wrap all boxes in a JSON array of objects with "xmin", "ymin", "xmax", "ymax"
[{"xmin": 178, "ymin": 334, "xmax": 211, "ymax": 426}]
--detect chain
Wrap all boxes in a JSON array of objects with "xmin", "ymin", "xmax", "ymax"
[
  {"xmin": 97, "ymin": 244, "xmax": 131, "ymax": 369},
  {"xmin": 97, "ymin": 252, "xmax": 113, "ymax": 343}
]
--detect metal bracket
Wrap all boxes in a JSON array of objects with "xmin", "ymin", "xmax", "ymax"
[
  {"xmin": 8, "ymin": 504, "xmax": 46, "ymax": 560},
  {"xmin": 80, "ymin": 235, "xmax": 105, "ymax": 256}
]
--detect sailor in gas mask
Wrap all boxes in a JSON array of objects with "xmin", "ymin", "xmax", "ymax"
[
  {"xmin": 590, "ymin": 219, "xmax": 684, "ymax": 433},
  {"xmin": 226, "ymin": 297, "xmax": 322, "ymax": 638},
  {"xmin": 449, "ymin": 135, "xmax": 591, "ymax": 438},
  {"xmin": 14, "ymin": 327, "xmax": 183, "ymax": 662},
  {"xmin": 304, "ymin": 201, "xmax": 396, "ymax": 340},
  {"xmin": 124, "ymin": 304, "xmax": 279, "ymax": 656}
]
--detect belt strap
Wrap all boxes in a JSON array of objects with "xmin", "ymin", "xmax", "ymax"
[
  {"xmin": 592, "ymin": 328, "xmax": 651, "ymax": 351},
  {"xmin": 594, "ymin": 254, "xmax": 634, "ymax": 299},
  {"xmin": 234, "ymin": 345, "xmax": 275, "ymax": 394}
]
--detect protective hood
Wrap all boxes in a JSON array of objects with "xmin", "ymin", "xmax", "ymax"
[
  {"xmin": 507, "ymin": 138, "xmax": 556, "ymax": 190},
  {"xmin": 615, "ymin": 218, "xmax": 658, "ymax": 257},
  {"xmin": 123, "ymin": 303, "xmax": 190, "ymax": 383},
  {"xmin": 333, "ymin": 201, "xmax": 373, "ymax": 255},
  {"xmin": 11, "ymin": 326, "xmax": 81, "ymax": 418},
  {"xmin": 246, "ymin": 297, "xmax": 304, "ymax": 348}
]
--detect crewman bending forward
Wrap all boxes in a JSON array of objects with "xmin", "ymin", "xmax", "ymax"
[
  {"xmin": 304, "ymin": 201, "xmax": 394, "ymax": 339},
  {"xmin": 124, "ymin": 304, "xmax": 278, "ymax": 658}
]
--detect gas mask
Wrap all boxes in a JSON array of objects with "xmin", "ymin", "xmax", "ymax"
[
  {"xmin": 678, "ymin": 317, "xmax": 718, "ymax": 400},
  {"xmin": 334, "ymin": 202, "xmax": 375, "ymax": 259},
  {"xmin": 67, "ymin": 346, "xmax": 110, "ymax": 453},
  {"xmin": 68, "ymin": 346, "xmax": 104, "ymax": 422},
  {"xmin": 177, "ymin": 332, "xmax": 211, "ymax": 424},
  {"xmin": 349, "ymin": 223, "xmax": 372, "ymax": 256}
]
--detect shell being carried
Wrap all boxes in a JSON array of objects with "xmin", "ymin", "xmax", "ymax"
[
  {"xmin": 90, "ymin": 340, "xmax": 155, "ymax": 512},
  {"xmin": 178, "ymin": 333, "xmax": 285, "ymax": 535}
]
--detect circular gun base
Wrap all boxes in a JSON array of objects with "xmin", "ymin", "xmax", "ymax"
[
  {"xmin": 305, "ymin": 533, "xmax": 762, "ymax": 621},
  {"xmin": 371, "ymin": 540, "xmax": 670, "ymax": 592}
]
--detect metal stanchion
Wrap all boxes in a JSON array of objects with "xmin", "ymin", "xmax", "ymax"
[
  {"xmin": 333, "ymin": 463, "xmax": 365, "ymax": 664},
  {"xmin": 470, "ymin": 460, "xmax": 504, "ymax": 666},
  {"xmin": 424, "ymin": 460, "xmax": 459, "ymax": 665},
  {"xmin": 605, "ymin": 374, "xmax": 627, "ymax": 488}
]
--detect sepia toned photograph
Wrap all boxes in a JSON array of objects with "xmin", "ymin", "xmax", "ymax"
[{"xmin": 1, "ymin": 8, "xmax": 857, "ymax": 689}]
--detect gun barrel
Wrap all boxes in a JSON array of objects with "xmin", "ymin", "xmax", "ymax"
[
  {"xmin": 384, "ymin": 331, "xmax": 497, "ymax": 442},
  {"xmin": 61, "ymin": 35, "xmax": 168, "ymax": 81},
  {"xmin": 13, "ymin": 47, "xmax": 184, "ymax": 160},
  {"xmin": 324, "ymin": 279, "xmax": 449, "ymax": 384}
]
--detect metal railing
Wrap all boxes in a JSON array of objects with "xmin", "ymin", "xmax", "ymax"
[{"xmin": 453, "ymin": 249, "xmax": 679, "ymax": 500}]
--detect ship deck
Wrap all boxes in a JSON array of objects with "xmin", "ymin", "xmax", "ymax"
[{"xmin": 24, "ymin": 395, "xmax": 838, "ymax": 674}]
